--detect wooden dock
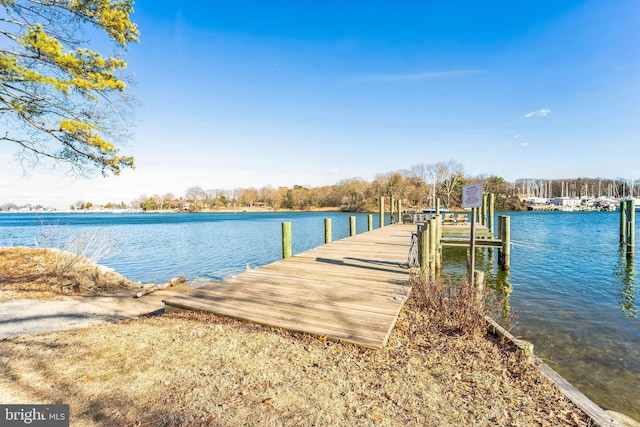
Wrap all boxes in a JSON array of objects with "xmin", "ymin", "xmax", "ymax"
[
  {"xmin": 440, "ymin": 223, "xmax": 502, "ymax": 248},
  {"xmin": 163, "ymin": 225, "xmax": 415, "ymax": 349}
]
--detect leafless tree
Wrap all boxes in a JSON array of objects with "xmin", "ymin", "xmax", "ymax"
[{"xmin": 438, "ymin": 161, "xmax": 464, "ymax": 208}]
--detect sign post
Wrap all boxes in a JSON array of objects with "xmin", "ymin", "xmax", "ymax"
[{"xmin": 463, "ymin": 183, "xmax": 483, "ymax": 286}]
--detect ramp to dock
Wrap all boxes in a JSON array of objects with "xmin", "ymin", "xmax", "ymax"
[{"xmin": 163, "ymin": 225, "xmax": 414, "ymax": 349}]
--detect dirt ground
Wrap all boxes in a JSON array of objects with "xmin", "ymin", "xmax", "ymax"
[
  {"xmin": 0, "ymin": 247, "xmax": 635, "ymax": 426},
  {"xmin": 0, "ymin": 247, "xmax": 193, "ymax": 339},
  {"xmin": 0, "ymin": 286, "xmax": 191, "ymax": 339}
]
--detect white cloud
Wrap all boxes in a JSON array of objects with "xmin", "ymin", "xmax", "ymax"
[
  {"xmin": 513, "ymin": 134, "xmax": 521, "ymax": 138},
  {"xmin": 523, "ymin": 108, "xmax": 551, "ymax": 118},
  {"xmin": 521, "ymin": 142, "xmax": 529, "ymax": 147}
]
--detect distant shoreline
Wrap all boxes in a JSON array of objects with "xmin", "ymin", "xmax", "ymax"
[{"xmin": 0, "ymin": 206, "xmax": 349, "ymax": 214}]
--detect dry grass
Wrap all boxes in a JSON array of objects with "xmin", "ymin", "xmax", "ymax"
[
  {"xmin": 411, "ymin": 272, "xmax": 510, "ymax": 336},
  {"xmin": 0, "ymin": 248, "xmax": 593, "ymax": 426},
  {"xmin": 0, "ymin": 247, "xmax": 138, "ymax": 301}
]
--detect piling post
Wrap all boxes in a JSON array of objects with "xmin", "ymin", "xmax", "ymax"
[
  {"xmin": 418, "ymin": 224, "xmax": 429, "ymax": 280},
  {"xmin": 480, "ymin": 194, "xmax": 488, "ymax": 226},
  {"xmin": 626, "ymin": 199, "xmax": 635, "ymax": 257},
  {"xmin": 324, "ymin": 218, "xmax": 332, "ymax": 243},
  {"xmin": 620, "ymin": 200, "xmax": 627, "ymax": 244},
  {"xmin": 282, "ymin": 222, "xmax": 292, "ymax": 258},
  {"xmin": 499, "ymin": 216, "xmax": 511, "ymax": 270},
  {"xmin": 428, "ymin": 218, "xmax": 437, "ymax": 275},
  {"xmin": 436, "ymin": 215, "xmax": 443, "ymax": 269},
  {"xmin": 390, "ymin": 196, "xmax": 395, "ymax": 224},
  {"xmin": 497, "ymin": 216, "xmax": 503, "ymax": 265},
  {"xmin": 368, "ymin": 214, "xmax": 373, "ymax": 231},
  {"xmin": 487, "ymin": 193, "xmax": 495, "ymax": 234},
  {"xmin": 435, "ymin": 198, "xmax": 441, "ymax": 215},
  {"xmin": 379, "ymin": 196, "xmax": 385, "ymax": 228},
  {"xmin": 417, "ymin": 224, "xmax": 424, "ymax": 269},
  {"xmin": 397, "ymin": 199, "xmax": 403, "ymax": 224},
  {"xmin": 349, "ymin": 216, "xmax": 356, "ymax": 236}
]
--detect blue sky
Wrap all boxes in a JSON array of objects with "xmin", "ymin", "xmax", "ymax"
[{"xmin": 2, "ymin": 0, "xmax": 639, "ymax": 209}]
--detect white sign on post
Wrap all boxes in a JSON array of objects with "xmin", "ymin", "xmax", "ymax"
[
  {"xmin": 463, "ymin": 182, "xmax": 483, "ymax": 287},
  {"xmin": 463, "ymin": 182, "xmax": 483, "ymax": 208}
]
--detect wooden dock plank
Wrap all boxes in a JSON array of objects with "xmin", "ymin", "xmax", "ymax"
[
  {"xmin": 216, "ymin": 275, "xmax": 406, "ymax": 303},
  {"xmin": 184, "ymin": 284, "xmax": 404, "ymax": 318},
  {"xmin": 250, "ymin": 265, "xmax": 408, "ymax": 290},
  {"xmin": 441, "ymin": 224, "xmax": 493, "ymax": 238},
  {"xmin": 164, "ymin": 289, "xmax": 394, "ymax": 344},
  {"xmin": 164, "ymin": 224, "xmax": 415, "ymax": 348},
  {"xmin": 165, "ymin": 291, "xmax": 394, "ymax": 333},
  {"xmin": 164, "ymin": 297, "xmax": 387, "ymax": 348}
]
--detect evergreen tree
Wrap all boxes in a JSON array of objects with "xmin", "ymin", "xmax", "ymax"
[{"xmin": 0, "ymin": 0, "xmax": 138, "ymax": 175}]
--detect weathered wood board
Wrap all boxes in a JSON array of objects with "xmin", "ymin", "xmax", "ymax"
[{"xmin": 163, "ymin": 225, "xmax": 415, "ymax": 349}]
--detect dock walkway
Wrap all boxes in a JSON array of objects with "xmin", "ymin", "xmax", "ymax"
[{"xmin": 163, "ymin": 225, "xmax": 415, "ymax": 349}]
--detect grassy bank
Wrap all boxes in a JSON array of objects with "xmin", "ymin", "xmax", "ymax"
[
  {"xmin": 0, "ymin": 248, "xmax": 592, "ymax": 426},
  {"xmin": 0, "ymin": 247, "xmax": 138, "ymax": 302}
]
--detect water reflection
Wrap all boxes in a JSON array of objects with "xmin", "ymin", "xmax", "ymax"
[
  {"xmin": 493, "ymin": 269, "xmax": 513, "ymax": 323},
  {"xmin": 615, "ymin": 253, "xmax": 637, "ymax": 318},
  {"xmin": 475, "ymin": 247, "xmax": 514, "ymax": 322}
]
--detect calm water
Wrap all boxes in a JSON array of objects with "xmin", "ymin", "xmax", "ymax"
[
  {"xmin": 0, "ymin": 210, "xmax": 638, "ymax": 420},
  {"xmin": 0, "ymin": 212, "xmax": 384, "ymax": 283},
  {"xmin": 442, "ymin": 211, "xmax": 639, "ymax": 420}
]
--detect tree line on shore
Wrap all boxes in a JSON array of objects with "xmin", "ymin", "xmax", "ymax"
[
  {"xmin": 2, "ymin": 162, "xmax": 637, "ymax": 213},
  {"xmin": 78, "ymin": 163, "xmax": 640, "ymax": 213},
  {"xmin": 87, "ymin": 161, "xmax": 527, "ymax": 212}
]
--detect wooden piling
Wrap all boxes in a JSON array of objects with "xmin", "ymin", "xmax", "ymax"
[
  {"xmin": 390, "ymin": 197, "xmax": 395, "ymax": 224},
  {"xmin": 435, "ymin": 198, "xmax": 441, "ymax": 215},
  {"xmin": 428, "ymin": 218, "xmax": 437, "ymax": 275},
  {"xmin": 417, "ymin": 224, "xmax": 424, "ymax": 269},
  {"xmin": 436, "ymin": 215, "xmax": 443, "ymax": 269},
  {"xmin": 497, "ymin": 216, "xmax": 503, "ymax": 261},
  {"xmin": 324, "ymin": 218, "xmax": 332, "ymax": 243},
  {"xmin": 620, "ymin": 200, "xmax": 627, "ymax": 244},
  {"xmin": 282, "ymin": 222, "xmax": 292, "ymax": 258},
  {"xmin": 368, "ymin": 214, "xmax": 373, "ymax": 231},
  {"xmin": 619, "ymin": 199, "xmax": 635, "ymax": 256},
  {"xmin": 418, "ymin": 224, "xmax": 429, "ymax": 280},
  {"xmin": 499, "ymin": 216, "xmax": 511, "ymax": 270},
  {"xmin": 350, "ymin": 216, "xmax": 356, "ymax": 236},
  {"xmin": 481, "ymin": 194, "xmax": 488, "ymax": 227},
  {"xmin": 626, "ymin": 199, "xmax": 635, "ymax": 257},
  {"xmin": 397, "ymin": 199, "xmax": 403, "ymax": 224},
  {"xmin": 379, "ymin": 196, "xmax": 385, "ymax": 228},
  {"xmin": 487, "ymin": 193, "xmax": 495, "ymax": 234}
]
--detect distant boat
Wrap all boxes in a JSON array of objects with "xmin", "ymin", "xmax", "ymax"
[
  {"xmin": 594, "ymin": 197, "xmax": 618, "ymax": 212},
  {"xmin": 600, "ymin": 204, "xmax": 617, "ymax": 212},
  {"xmin": 421, "ymin": 207, "xmax": 451, "ymax": 214}
]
